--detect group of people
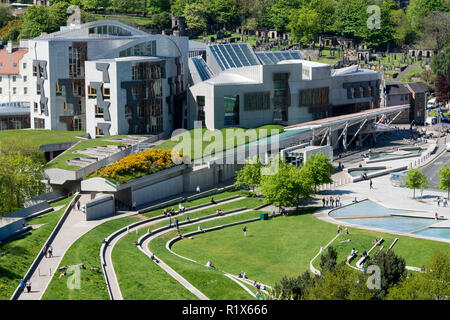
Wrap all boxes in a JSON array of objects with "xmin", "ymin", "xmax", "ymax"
[
  {"xmin": 322, "ymin": 196, "xmax": 341, "ymax": 208},
  {"xmin": 216, "ymin": 208, "xmax": 223, "ymax": 215},
  {"xmin": 42, "ymin": 245, "xmax": 53, "ymax": 258},
  {"xmin": 238, "ymin": 271, "xmax": 248, "ymax": 279},
  {"xmin": 163, "ymin": 208, "xmax": 177, "ymax": 217},
  {"xmin": 337, "ymin": 225, "xmax": 349, "ymax": 235},
  {"xmin": 436, "ymin": 196, "xmax": 448, "ymax": 207},
  {"xmin": 128, "ymin": 200, "xmax": 137, "ymax": 211},
  {"xmin": 20, "ymin": 279, "xmax": 32, "ymax": 293},
  {"xmin": 252, "ymin": 280, "xmax": 265, "ymax": 291},
  {"xmin": 372, "ymin": 238, "xmax": 381, "ymax": 245}
]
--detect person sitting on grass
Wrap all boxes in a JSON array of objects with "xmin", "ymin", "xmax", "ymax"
[{"xmin": 211, "ymin": 197, "xmax": 216, "ymax": 204}]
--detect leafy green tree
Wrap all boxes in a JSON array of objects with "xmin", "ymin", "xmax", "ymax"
[
  {"xmin": 271, "ymin": 271, "xmax": 314, "ymax": 300},
  {"xmin": 437, "ymin": 165, "xmax": 450, "ymax": 199},
  {"xmin": 334, "ymin": 0, "xmax": 368, "ymax": 40},
  {"xmin": 419, "ymin": 11, "xmax": 450, "ymax": 51},
  {"xmin": 406, "ymin": 0, "xmax": 449, "ymax": 33},
  {"xmin": 234, "ymin": 156, "xmax": 263, "ymax": 193},
  {"xmin": 266, "ymin": 0, "xmax": 304, "ymax": 32},
  {"xmin": 404, "ymin": 168, "xmax": 428, "ymax": 198},
  {"xmin": 19, "ymin": 5, "xmax": 50, "ymax": 39},
  {"xmin": 171, "ymin": 0, "xmax": 195, "ymax": 16},
  {"xmin": 309, "ymin": 0, "xmax": 336, "ymax": 34},
  {"xmin": 363, "ymin": 0, "xmax": 396, "ymax": 49},
  {"xmin": 0, "ymin": 152, "xmax": 45, "ymax": 216},
  {"xmin": 288, "ymin": 7, "xmax": 320, "ymax": 45},
  {"xmin": 184, "ymin": 1, "xmax": 208, "ymax": 32},
  {"xmin": 431, "ymin": 46, "xmax": 450, "ymax": 77},
  {"xmin": 391, "ymin": 9, "xmax": 416, "ymax": 47},
  {"xmin": 306, "ymin": 262, "xmax": 373, "ymax": 300},
  {"xmin": 364, "ymin": 249, "xmax": 406, "ymax": 299},
  {"xmin": 150, "ymin": 11, "xmax": 171, "ymax": 30},
  {"xmin": 302, "ymin": 152, "xmax": 334, "ymax": 193},
  {"xmin": 147, "ymin": 0, "xmax": 170, "ymax": 14},
  {"xmin": 238, "ymin": 0, "xmax": 274, "ymax": 29},
  {"xmin": 260, "ymin": 159, "xmax": 299, "ymax": 210},
  {"xmin": 209, "ymin": 0, "xmax": 239, "ymax": 28},
  {"xmin": 386, "ymin": 249, "xmax": 450, "ymax": 300},
  {"xmin": 0, "ymin": 136, "xmax": 45, "ymax": 164},
  {"xmin": 81, "ymin": 0, "xmax": 111, "ymax": 9},
  {"xmin": 319, "ymin": 245, "xmax": 338, "ymax": 273},
  {"xmin": 47, "ymin": 1, "xmax": 70, "ymax": 33},
  {"xmin": 0, "ymin": 4, "xmax": 13, "ymax": 29}
]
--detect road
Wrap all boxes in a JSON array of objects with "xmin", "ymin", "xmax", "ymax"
[{"xmin": 421, "ymin": 147, "xmax": 450, "ymax": 191}]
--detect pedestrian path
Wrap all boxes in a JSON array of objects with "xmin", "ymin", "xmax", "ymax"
[{"xmin": 15, "ymin": 194, "xmax": 137, "ymax": 300}]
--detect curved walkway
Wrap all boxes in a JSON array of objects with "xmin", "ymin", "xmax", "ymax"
[
  {"xmin": 103, "ymin": 196, "xmax": 247, "ymax": 300},
  {"xmin": 13, "ymin": 194, "xmax": 138, "ymax": 300}
]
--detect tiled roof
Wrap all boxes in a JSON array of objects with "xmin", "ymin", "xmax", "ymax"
[
  {"xmin": 0, "ymin": 49, "xmax": 27, "ymax": 75},
  {"xmin": 385, "ymin": 82, "xmax": 410, "ymax": 95},
  {"xmin": 407, "ymin": 82, "xmax": 427, "ymax": 93}
]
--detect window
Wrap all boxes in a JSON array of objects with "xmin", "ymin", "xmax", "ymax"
[
  {"xmin": 37, "ymin": 83, "xmax": 41, "ymax": 94},
  {"xmin": 23, "ymin": 63, "xmax": 27, "ymax": 69},
  {"xmin": 24, "ymin": 87, "xmax": 27, "ymax": 94},
  {"xmin": 73, "ymin": 118, "xmax": 84, "ymax": 131},
  {"xmin": 95, "ymin": 104, "xmax": 104, "ymax": 118},
  {"xmin": 23, "ymin": 76, "xmax": 27, "ymax": 82},
  {"xmin": 103, "ymin": 87, "xmax": 110, "ymax": 99},
  {"xmin": 273, "ymin": 73, "xmax": 290, "ymax": 121},
  {"xmin": 12, "ymin": 87, "xmax": 16, "ymax": 94},
  {"xmin": 12, "ymin": 76, "xmax": 16, "ymax": 82},
  {"xmin": 34, "ymin": 102, "xmax": 38, "ymax": 113},
  {"xmin": 0, "ymin": 88, "xmax": 2, "ymax": 94},
  {"xmin": 33, "ymin": 65, "xmax": 37, "ymax": 77},
  {"xmin": 63, "ymin": 101, "xmax": 67, "ymax": 110},
  {"xmin": 197, "ymin": 96, "xmax": 205, "ymax": 122},
  {"xmin": 96, "ymin": 126, "xmax": 104, "ymax": 136},
  {"xmin": 0, "ymin": 76, "xmax": 2, "ymax": 82},
  {"xmin": 87, "ymin": 85, "xmax": 97, "ymax": 99},
  {"xmin": 224, "ymin": 95, "xmax": 239, "ymax": 126},
  {"xmin": 56, "ymin": 82, "xmax": 62, "ymax": 96},
  {"xmin": 298, "ymin": 88, "xmax": 329, "ymax": 106},
  {"xmin": 34, "ymin": 118, "xmax": 45, "ymax": 129},
  {"xmin": 125, "ymin": 104, "xmax": 132, "ymax": 118},
  {"xmin": 131, "ymin": 87, "xmax": 138, "ymax": 99},
  {"xmin": 68, "ymin": 46, "xmax": 83, "ymax": 78},
  {"xmin": 244, "ymin": 92, "xmax": 270, "ymax": 111}
]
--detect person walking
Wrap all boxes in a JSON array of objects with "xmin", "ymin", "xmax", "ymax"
[
  {"xmin": 25, "ymin": 280, "xmax": 31, "ymax": 293},
  {"xmin": 48, "ymin": 245, "xmax": 53, "ymax": 258},
  {"xmin": 196, "ymin": 186, "xmax": 200, "ymax": 193},
  {"xmin": 42, "ymin": 245, "xmax": 48, "ymax": 258},
  {"xmin": 19, "ymin": 279, "xmax": 24, "ymax": 290},
  {"xmin": 169, "ymin": 216, "xmax": 172, "ymax": 227},
  {"xmin": 369, "ymin": 179, "xmax": 373, "ymax": 189},
  {"xmin": 322, "ymin": 198, "xmax": 325, "ymax": 207},
  {"xmin": 435, "ymin": 212, "xmax": 438, "ymax": 221},
  {"xmin": 243, "ymin": 225, "xmax": 247, "ymax": 237},
  {"xmin": 77, "ymin": 201, "xmax": 80, "ymax": 211},
  {"xmin": 174, "ymin": 217, "xmax": 179, "ymax": 230}
]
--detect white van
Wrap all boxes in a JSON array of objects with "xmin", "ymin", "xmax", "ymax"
[
  {"xmin": 427, "ymin": 98, "xmax": 436, "ymax": 109},
  {"xmin": 446, "ymin": 142, "xmax": 450, "ymax": 152}
]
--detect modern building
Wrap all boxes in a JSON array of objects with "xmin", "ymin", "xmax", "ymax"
[
  {"xmin": 384, "ymin": 81, "xmax": 427, "ymax": 124},
  {"xmin": 0, "ymin": 106, "xmax": 30, "ymax": 130},
  {"xmin": 188, "ymin": 44, "xmax": 382, "ymax": 130},
  {"xmin": 28, "ymin": 20, "xmax": 189, "ymax": 137}
]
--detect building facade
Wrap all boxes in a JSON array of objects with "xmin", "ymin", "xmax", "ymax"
[
  {"xmin": 28, "ymin": 20, "xmax": 189, "ymax": 137},
  {"xmin": 188, "ymin": 44, "xmax": 381, "ymax": 130},
  {"xmin": 384, "ymin": 81, "xmax": 427, "ymax": 124}
]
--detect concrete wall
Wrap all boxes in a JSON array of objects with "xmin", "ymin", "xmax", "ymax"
[
  {"xmin": 132, "ymin": 174, "xmax": 183, "ymax": 206},
  {"xmin": 0, "ymin": 218, "xmax": 25, "ymax": 241},
  {"xmin": 85, "ymin": 194, "xmax": 115, "ymax": 221}
]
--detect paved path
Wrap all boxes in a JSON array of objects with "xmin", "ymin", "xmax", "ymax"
[
  {"xmin": 104, "ymin": 196, "xmax": 247, "ymax": 300},
  {"xmin": 16, "ymin": 194, "xmax": 137, "ymax": 300},
  {"xmin": 396, "ymin": 62, "xmax": 421, "ymax": 81}
]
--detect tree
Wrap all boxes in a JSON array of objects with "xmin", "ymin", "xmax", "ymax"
[
  {"xmin": 309, "ymin": 0, "xmax": 336, "ymax": 34},
  {"xmin": 81, "ymin": 0, "xmax": 111, "ymax": 10},
  {"xmin": 431, "ymin": 46, "xmax": 450, "ymax": 77},
  {"xmin": 234, "ymin": 156, "xmax": 263, "ymax": 193},
  {"xmin": 434, "ymin": 71, "xmax": 450, "ymax": 103},
  {"xmin": 260, "ymin": 159, "xmax": 300, "ymax": 210},
  {"xmin": 391, "ymin": 9, "xmax": 416, "ymax": 47},
  {"xmin": 19, "ymin": 5, "xmax": 50, "ymax": 39},
  {"xmin": 209, "ymin": 0, "xmax": 239, "ymax": 29},
  {"xmin": 404, "ymin": 168, "xmax": 428, "ymax": 198},
  {"xmin": 386, "ymin": 249, "xmax": 450, "ymax": 300},
  {"xmin": 364, "ymin": 249, "xmax": 406, "ymax": 299},
  {"xmin": 0, "ymin": 136, "xmax": 45, "ymax": 164},
  {"xmin": 150, "ymin": 11, "xmax": 171, "ymax": 30},
  {"xmin": 419, "ymin": 11, "xmax": 450, "ymax": 51},
  {"xmin": 0, "ymin": 4, "xmax": 13, "ymax": 29},
  {"xmin": 305, "ymin": 262, "xmax": 373, "ymax": 300},
  {"xmin": 302, "ymin": 152, "xmax": 334, "ymax": 193},
  {"xmin": 288, "ymin": 7, "xmax": 320, "ymax": 45},
  {"xmin": 437, "ymin": 165, "xmax": 450, "ymax": 199},
  {"xmin": 0, "ymin": 152, "xmax": 45, "ymax": 216},
  {"xmin": 47, "ymin": 1, "xmax": 70, "ymax": 33},
  {"xmin": 271, "ymin": 270, "xmax": 314, "ymax": 300},
  {"xmin": 319, "ymin": 245, "xmax": 338, "ymax": 273},
  {"xmin": 266, "ymin": 0, "xmax": 303, "ymax": 32},
  {"xmin": 406, "ymin": 0, "xmax": 448, "ymax": 33},
  {"xmin": 334, "ymin": 0, "xmax": 368, "ymax": 40},
  {"xmin": 184, "ymin": 2, "xmax": 208, "ymax": 32}
]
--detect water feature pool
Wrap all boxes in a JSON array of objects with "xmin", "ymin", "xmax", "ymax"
[
  {"xmin": 348, "ymin": 168, "xmax": 385, "ymax": 177},
  {"xmin": 367, "ymin": 148, "xmax": 424, "ymax": 161},
  {"xmin": 413, "ymin": 228, "xmax": 450, "ymax": 240},
  {"xmin": 329, "ymin": 200, "xmax": 410, "ymax": 218},
  {"xmin": 342, "ymin": 216, "xmax": 437, "ymax": 233}
]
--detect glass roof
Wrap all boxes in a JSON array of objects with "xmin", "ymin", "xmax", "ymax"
[
  {"xmin": 208, "ymin": 44, "xmax": 261, "ymax": 71},
  {"xmin": 255, "ymin": 50, "xmax": 304, "ymax": 65}
]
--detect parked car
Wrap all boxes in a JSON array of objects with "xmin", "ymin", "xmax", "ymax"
[{"xmin": 446, "ymin": 142, "xmax": 450, "ymax": 152}]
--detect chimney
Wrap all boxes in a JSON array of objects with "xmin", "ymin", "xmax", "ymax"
[{"xmin": 7, "ymin": 41, "xmax": 12, "ymax": 54}]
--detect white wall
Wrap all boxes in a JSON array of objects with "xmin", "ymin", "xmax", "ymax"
[{"xmin": 132, "ymin": 174, "xmax": 183, "ymax": 206}]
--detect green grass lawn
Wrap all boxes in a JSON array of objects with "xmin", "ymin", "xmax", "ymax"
[
  {"xmin": 172, "ymin": 211, "xmax": 450, "ymax": 287},
  {"xmin": 42, "ymin": 215, "xmax": 140, "ymax": 300},
  {"xmin": 311, "ymin": 58, "xmax": 338, "ymax": 66},
  {"xmin": 157, "ymin": 125, "xmax": 284, "ymax": 161},
  {"xmin": 401, "ymin": 65, "xmax": 424, "ymax": 82},
  {"xmin": 43, "ymin": 135, "xmax": 132, "ymax": 171},
  {"xmin": 0, "ymin": 196, "xmax": 74, "ymax": 300},
  {"xmin": 0, "ymin": 130, "xmax": 84, "ymax": 148},
  {"xmin": 148, "ymin": 211, "xmax": 266, "ymax": 300}
]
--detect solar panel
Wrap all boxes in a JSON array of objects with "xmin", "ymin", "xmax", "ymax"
[
  {"xmin": 255, "ymin": 50, "xmax": 304, "ymax": 65},
  {"xmin": 192, "ymin": 57, "xmax": 213, "ymax": 81},
  {"xmin": 207, "ymin": 43, "xmax": 261, "ymax": 71}
]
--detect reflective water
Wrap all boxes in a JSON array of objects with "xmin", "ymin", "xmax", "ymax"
[
  {"xmin": 342, "ymin": 216, "xmax": 437, "ymax": 233},
  {"xmin": 329, "ymin": 200, "xmax": 410, "ymax": 218},
  {"xmin": 413, "ymin": 228, "xmax": 450, "ymax": 240}
]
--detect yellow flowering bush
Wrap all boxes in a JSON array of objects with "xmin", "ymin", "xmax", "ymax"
[{"xmin": 91, "ymin": 149, "xmax": 188, "ymax": 184}]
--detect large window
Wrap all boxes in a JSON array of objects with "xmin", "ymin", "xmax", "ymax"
[
  {"xmin": 224, "ymin": 95, "xmax": 239, "ymax": 126},
  {"xmin": 273, "ymin": 73, "xmax": 290, "ymax": 121},
  {"xmin": 244, "ymin": 92, "xmax": 270, "ymax": 111},
  {"xmin": 68, "ymin": 46, "xmax": 82, "ymax": 78},
  {"xmin": 197, "ymin": 96, "xmax": 205, "ymax": 123},
  {"xmin": 298, "ymin": 87, "xmax": 329, "ymax": 106}
]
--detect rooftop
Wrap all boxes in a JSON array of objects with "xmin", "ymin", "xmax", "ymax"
[{"xmin": 0, "ymin": 49, "xmax": 28, "ymax": 75}]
